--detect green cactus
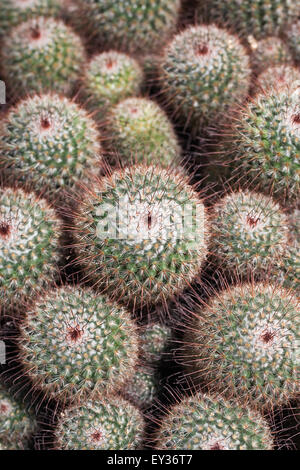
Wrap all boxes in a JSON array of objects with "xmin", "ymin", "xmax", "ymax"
[
  {"xmin": 256, "ymin": 65, "xmax": 300, "ymax": 92},
  {"xmin": 155, "ymin": 393, "xmax": 273, "ymax": 450},
  {"xmin": 159, "ymin": 24, "xmax": 251, "ymax": 131},
  {"xmin": 81, "ymin": 51, "xmax": 143, "ymax": 118},
  {"xmin": 0, "ymin": 188, "xmax": 61, "ymax": 309},
  {"xmin": 107, "ymin": 97, "xmax": 181, "ymax": 166},
  {"xmin": 72, "ymin": 165, "xmax": 208, "ymax": 309},
  {"xmin": 125, "ymin": 369, "xmax": 158, "ymax": 408},
  {"xmin": 1, "ymin": 16, "xmax": 86, "ymax": 98},
  {"xmin": 53, "ymin": 396, "xmax": 144, "ymax": 450},
  {"xmin": 250, "ymin": 36, "xmax": 293, "ymax": 74},
  {"xmin": 18, "ymin": 287, "xmax": 139, "ymax": 402},
  {"xmin": 0, "ymin": 93, "xmax": 102, "ymax": 200},
  {"xmin": 141, "ymin": 323, "xmax": 171, "ymax": 363},
  {"xmin": 73, "ymin": 0, "xmax": 181, "ymax": 54},
  {"xmin": 0, "ymin": 385, "xmax": 37, "ymax": 450},
  {"xmin": 209, "ymin": 191, "xmax": 289, "ymax": 276},
  {"xmin": 287, "ymin": 21, "xmax": 300, "ymax": 63},
  {"xmin": 196, "ymin": 0, "xmax": 300, "ymax": 39},
  {"xmin": 183, "ymin": 283, "xmax": 299, "ymax": 410}
]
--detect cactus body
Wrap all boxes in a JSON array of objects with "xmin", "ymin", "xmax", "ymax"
[
  {"xmin": 141, "ymin": 323, "xmax": 171, "ymax": 363},
  {"xmin": 18, "ymin": 287, "xmax": 139, "ymax": 401},
  {"xmin": 72, "ymin": 165, "xmax": 208, "ymax": 308},
  {"xmin": 256, "ymin": 65, "xmax": 300, "ymax": 92},
  {"xmin": 1, "ymin": 17, "xmax": 85, "ymax": 98},
  {"xmin": 250, "ymin": 36, "xmax": 293, "ymax": 74},
  {"xmin": 272, "ymin": 245, "xmax": 300, "ymax": 294},
  {"xmin": 126, "ymin": 369, "xmax": 157, "ymax": 408},
  {"xmin": 159, "ymin": 25, "xmax": 251, "ymax": 131},
  {"xmin": 287, "ymin": 21, "xmax": 300, "ymax": 63}
]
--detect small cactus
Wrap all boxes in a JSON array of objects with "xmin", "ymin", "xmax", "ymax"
[
  {"xmin": 125, "ymin": 369, "xmax": 158, "ymax": 409},
  {"xmin": 141, "ymin": 323, "xmax": 171, "ymax": 363},
  {"xmin": 250, "ymin": 36, "xmax": 293, "ymax": 74},
  {"xmin": 256, "ymin": 65, "xmax": 300, "ymax": 93},
  {"xmin": 287, "ymin": 21, "xmax": 300, "ymax": 63}
]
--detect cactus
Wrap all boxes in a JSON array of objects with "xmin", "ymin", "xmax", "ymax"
[
  {"xmin": 159, "ymin": 25, "xmax": 251, "ymax": 131},
  {"xmin": 209, "ymin": 191, "xmax": 289, "ymax": 276},
  {"xmin": 250, "ymin": 36, "xmax": 293, "ymax": 74},
  {"xmin": 53, "ymin": 396, "xmax": 144, "ymax": 450},
  {"xmin": 196, "ymin": 0, "xmax": 300, "ymax": 39},
  {"xmin": 81, "ymin": 51, "xmax": 143, "ymax": 118},
  {"xmin": 107, "ymin": 97, "xmax": 181, "ymax": 166},
  {"xmin": 72, "ymin": 165, "xmax": 208, "ymax": 309},
  {"xmin": 0, "ymin": 93, "xmax": 102, "ymax": 201},
  {"xmin": 141, "ymin": 323, "xmax": 171, "ymax": 363},
  {"xmin": 182, "ymin": 283, "xmax": 299, "ymax": 410},
  {"xmin": 0, "ymin": 188, "xmax": 61, "ymax": 309},
  {"xmin": 271, "ymin": 245, "xmax": 299, "ymax": 294},
  {"xmin": 74, "ymin": 0, "xmax": 181, "ymax": 54},
  {"xmin": 18, "ymin": 287, "xmax": 139, "ymax": 402},
  {"xmin": 1, "ymin": 16, "xmax": 86, "ymax": 98},
  {"xmin": 0, "ymin": 385, "xmax": 37, "ymax": 450},
  {"xmin": 125, "ymin": 369, "xmax": 158, "ymax": 408},
  {"xmin": 287, "ymin": 21, "xmax": 300, "ymax": 63},
  {"xmin": 256, "ymin": 65, "xmax": 300, "ymax": 92},
  {"xmin": 155, "ymin": 393, "xmax": 273, "ymax": 450}
]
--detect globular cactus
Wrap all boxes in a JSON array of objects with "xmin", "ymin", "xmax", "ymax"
[
  {"xmin": 182, "ymin": 283, "xmax": 299, "ymax": 410},
  {"xmin": 125, "ymin": 369, "xmax": 158, "ymax": 409},
  {"xmin": 0, "ymin": 188, "xmax": 61, "ymax": 309},
  {"xmin": 81, "ymin": 51, "xmax": 143, "ymax": 118},
  {"xmin": 155, "ymin": 393, "xmax": 273, "ymax": 450},
  {"xmin": 0, "ymin": 385, "xmax": 37, "ymax": 450},
  {"xmin": 256, "ymin": 65, "xmax": 300, "ymax": 92},
  {"xmin": 287, "ymin": 21, "xmax": 300, "ymax": 63},
  {"xmin": 107, "ymin": 97, "xmax": 181, "ymax": 166},
  {"xmin": 141, "ymin": 323, "xmax": 171, "ymax": 363},
  {"xmin": 72, "ymin": 165, "xmax": 208, "ymax": 309},
  {"xmin": 196, "ymin": 0, "xmax": 300, "ymax": 40},
  {"xmin": 250, "ymin": 36, "xmax": 293, "ymax": 74},
  {"xmin": 272, "ymin": 246, "xmax": 300, "ymax": 294},
  {"xmin": 209, "ymin": 191, "xmax": 289, "ymax": 276},
  {"xmin": 0, "ymin": 93, "xmax": 102, "ymax": 201},
  {"xmin": 159, "ymin": 25, "xmax": 251, "ymax": 131},
  {"xmin": 73, "ymin": 0, "xmax": 181, "ymax": 54},
  {"xmin": 53, "ymin": 396, "xmax": 144, "ymax": 450},
  {"xmin": 1, "ymin": 16, "xmax": 86, "ymax": 98},
  {"xmin": 18, "ymin": 287, "xmax": 139, "ymax": 402}
]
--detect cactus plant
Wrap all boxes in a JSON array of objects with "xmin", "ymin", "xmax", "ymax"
[
  {"xmin": 141, "ymin": 323, "xmax": 171, "ymax": 363},
  {"xmin": 53, "ymin": 396, "xmax": 144, "ymax": 450},
  {"xmin": 72, "ymin": 165, "xmax": 208, "ymax": 309},
  {"xmin": 256, "ymin": 65, "xmax": 300, "ymax": 92},
  {"xmin": 0, "ymin": 384, "xmax": 37, "ymax": 450},
  {"xmin": 0, "ymin": 93, "xmax": 102, "ymax": 201},
  {"xmin": 287, "ymin": 21, "xmax": 300, "ymax": 63},
  {"xmin": 250, "ymin": 36, "xmax": 293, "ymax": 74},
  {"xmin": 18, "ymin": 287, "xmax": 139, "ymax": 402},
  {"xmin": 182, "ymin": 283, "xmax": 299, "ymax": 410},
  {"xmin": 209, "ymin": 191, "xmax": 289, "ymax": 276},
  {"xmin": 0, "ymin": 188, "xmax": 61, "ymax": 309},
  {"xmin": 271, "ymin": 245, "xmax": 299, "ymax": 294},
  {"xmin": 107, "ymin": 97, "xmax": 181, "ymax": 166},
  {"xmin": 155, "ymin": 393, "xmax": 273, "ymax": 450},
  {"xmin": 125, "ymin": 369, "xmax": 158, "ymax": 408},
  {"xmin": 1, "ymin": 16, "xmax": 86, "ymax": 98},
  {"xmin": 159, "ymin": 24, "xmax": 251, "ymax": 131}
]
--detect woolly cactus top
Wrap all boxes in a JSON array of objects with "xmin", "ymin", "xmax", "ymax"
[
  {"xmin": 156, "ymin": 394, "xmax": 273, "ymax": 450},
  {"xmin": 18, "ymin": 287, "xmax": 139, "ymax": 401}
]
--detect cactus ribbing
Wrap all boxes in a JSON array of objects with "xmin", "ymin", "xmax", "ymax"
[{"xmin": 18, "ymin": 287, "xmax": 139, "ymax": 402}]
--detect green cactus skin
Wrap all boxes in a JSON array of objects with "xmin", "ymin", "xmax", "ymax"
[
  {"xmin": 196, "ymin": 0, "xmax": 300, "ymax": 40},
  {"xmin": 159, "ymin": 25, "xmax": 251, "ymax": 132},
  {"xmin": 74, "ymin": 0, "xmax": 181, "ymax": 54},
  {"xmin": 1, "ymin": 16, "xmax": 86, "ymax": 98},
  {"xmin": 18, "ymin": 287, "xmax": 139, "ymax": 402},
  {"xmin": 107, "ymin": 97, "xmax": 181, "ymax": 166},
  {"xmin": 228, "ymin": 87, "xmax": 300, "ymax": 204},
  {"xmin": 0, "ymin": 385, "xmax": 37, "ymax": 450},
  {"xmin": 141, "ymin": 323, "xmax": 171, "ymax": 363},
  {"xmin": 287, "ymin": 21, "xmax": 300, "ymax": 63},
  {"xmin": 0, "ymin": 188, "xmax": 61, "ymax": 309},
  {"xmin": 0, "ymin": 94, "xmax": 102, "ymax": 200},
  {"xmin": 0, "ymin": 0, "xmax": 62, "ymax": 35},
  {"xmin": 81, "ymin": 51, "xmax": 143, "ymax": 118},
  {"xmin": 72, "ymin": 165, "xmax": 208, "ymax": 309},
  {"xmin": 250, "ymin": 36, "xmax": 293, "ymax": 74},
  {"xmin": 155, "ymin": 394, "xmax": 273, "ymax": 450},
  {"xmin": 53, "ymin": 396, "xmax": 144, "ymax": 450},
  {"xmin": 209, "ymin": 191, "xmax": 289, "ymax": 276},
  {"xmin": 256, "ymin": 65, "xmax": 300, "ymax": 93},
  {"xmin": 183, "ymin": 283, "xmax": 299, "ymax": 410},
  {"xmin": 125, "ymin": 369, "xmax": 158, "ymax": 408}
]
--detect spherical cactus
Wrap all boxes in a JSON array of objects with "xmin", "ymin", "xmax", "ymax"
[
  {"xmin": 209, "ymin": 191, "xmax": 289, "ymax": 276},
  {"xmin": 72, "ymin": 165, "xmax": 208, "ymax": 309},
  {"xmin": 288, "ymin": 209, "xmax": 300, "ymax": 246},
  {"xmin": 73, "ymin": 0, "xmax": 181, "ymax": 54},
  {"xmin": 272, "ymin": 246, "xmax": 300, "ymax": 294},
  {"xmin": 0, "ymin": 188, "xmax": 61, "ymax": 309},
  {"xmin": 196, "ymin": 0, "xmax": 300, "ymax": 39},
  {"xmin": 0, "ymin": 93, "xmax": 102, "ymax": 201},
  {"xmin": 159, "ymin": 25, "xmax": 251, "ymax": 132},
  {"xmin": 0, "ymin": 0, "xmax": 62, "ymax": 35},
  {"xmin": 141, "ymin": 323, "xmax": 171, "ymax": 363},
  {"xmin": 125, "ymin": 369, "xmax": 158, "ymax": 408},
  {"xmin": 256, "ymin": 65, "xmax": 300, "ymax": 93},
  {"xmin": 182, "ymin": 283, "xmax": 299, "ymax": 410},
  {"xmin": 228, "ymin": 87, "xmax": 300, "ymax": 204},
  {"xmin": 81, "ymin": 51, "xmax": 143, "ymax": 118},
  {"xmin": 287, "ymin": 21, "xmax": 300, "ymax": 63},
  {"xmin": 250, "ymin": 36, "xmax": 293, "ymax": 74},
  {"xmin": 155, "ymin": 393, "xmax": 273, "ymax": 450},
  {"xmin": 53, "ymin": 396, "xmax": 144, "ymax": 450},
  {"xmin": 18, "ymin": 287, "xmax": 139, "ymax": 402},
  {"xmin": 107, "ymin": 97, "xmax": 181, "ymax": 166},
  {"xmin": 1, "ymin": 16, "xmax": 86, "ymax": 98},
  {"xmin": 0, "ymin": 385, "xmax": 37, "ymax": 450}
]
